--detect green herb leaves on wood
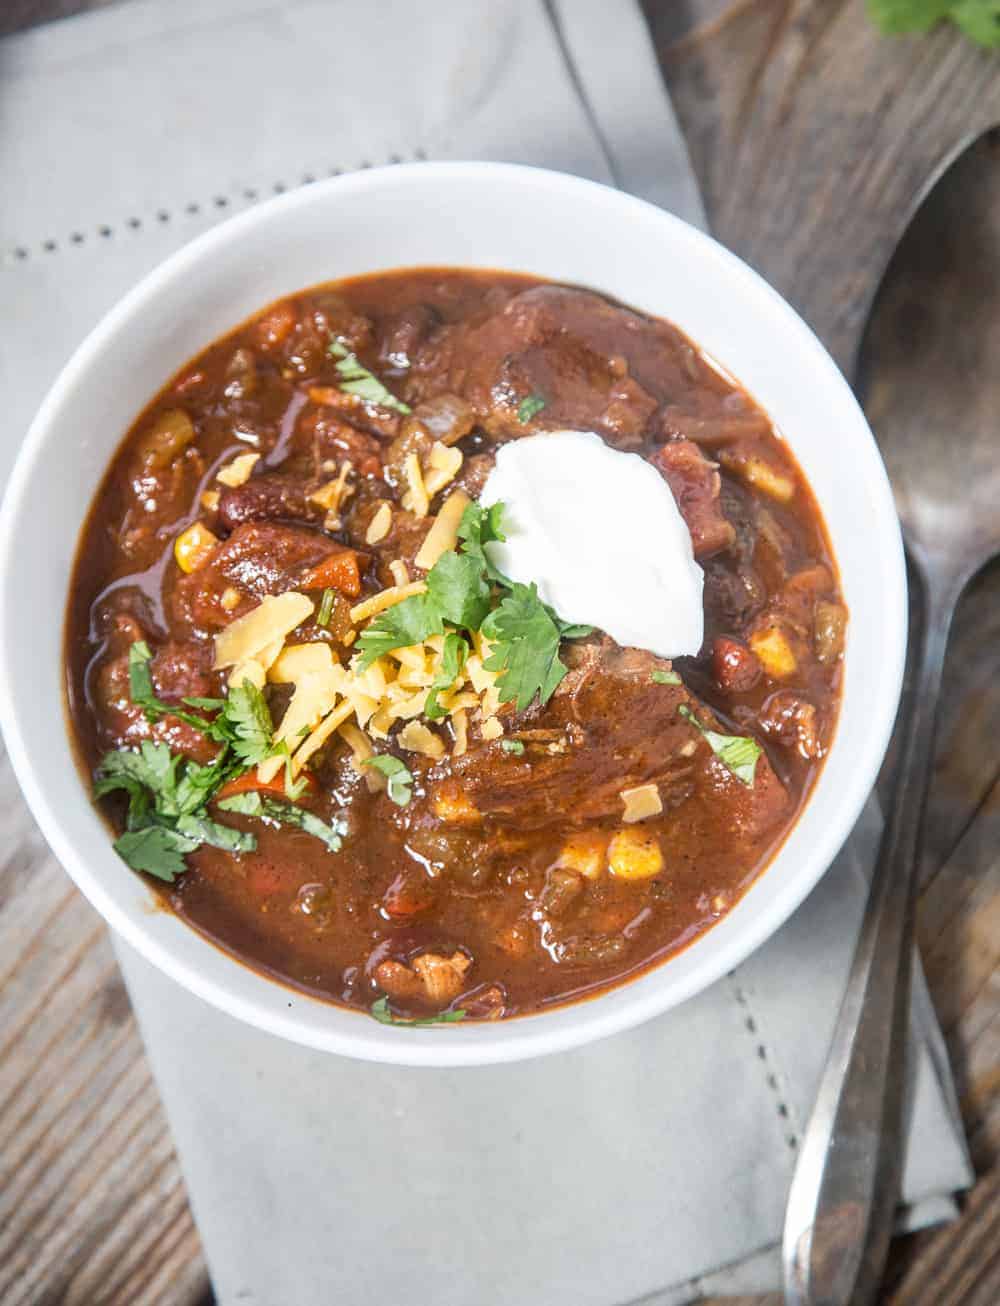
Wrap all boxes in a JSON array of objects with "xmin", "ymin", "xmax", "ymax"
[{"xmin": 868, "ymin": 0, "xmax": 1000, "ymax": 46}]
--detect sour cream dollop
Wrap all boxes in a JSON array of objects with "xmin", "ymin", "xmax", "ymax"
[{"xmin": 481, "ymin": 430, "xmax": 704, "ymax": 659}]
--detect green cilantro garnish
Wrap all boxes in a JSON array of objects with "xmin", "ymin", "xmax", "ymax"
[
  {"xmin": 363, "ymin": 754, "xmax": 414, "ymax": 807},
  {"xmin": 481, "ymin": 582, "xmax": 568, "ymax": 711},
  {"xmin": 868, "ymin": 0, "xmax": 1000, "ymax": 46},
  {"xmin": 517, "ymin": 393, "xmax": 546, "ymax": 423},
  {"xmin": 356, "ymin": 592, "xmax": 444, "ymax": 669},
  {"xmin": 316, "ymin": 587, "xmax": 336, "ymax": 628},
  {"xmin": 457, "ymin": 500, "xmax": 509, "ymax": 583},
  {"xmin": 651, "ymin": 669, "xmax": 681, "ymax": 686},
  {"xmin": 98, "ymin": 642, "xmax": 346, "ymax": 880},
  {"xmin": 218, "ymin": 790, "xmax": 347, "ymax": 851},
  {"xmin": 678, "ymin": 705, "xmax": 762, "ymax": 787},
  {"xmin": 356, "ymin": 499, "xmax": 588, "ymax": 711},
  {"xmin": 112, "ymin": 826, "xmax": 199, "ymax": 881},
  {"xmin": 500, "ymin": 739, "xmax": 525, "ymax": 755},
  {"xmin": 425, "ymin": 552, "xmax": 491, "ymax": 629},
  {"xmin": 329, "ymin": 339, "xmax": 411, "ymax": 413},
  {"xmin": 370, "ymin": 996, "xmax": 467, "ymax": 1027},
  {"xmin": 424, "ymin": 632, "xmax": 469, "ymax": 721},
  {"xmin": 95, "ymin": 739, "xmax": 252, "ymax": 882},
  {"xmin": 220, "ymin": 679, "xmax": 277, "ymax": 767}
]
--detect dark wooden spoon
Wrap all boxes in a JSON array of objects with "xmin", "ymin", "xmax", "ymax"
[{"xmin": 782, "ymin": 128, "xmax": 1000, "ymax": 1306}]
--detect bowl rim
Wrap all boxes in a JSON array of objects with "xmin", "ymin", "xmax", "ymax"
[{"xmin": 0, "ymin": 160, "xmax": 907, "ymax": 1065}]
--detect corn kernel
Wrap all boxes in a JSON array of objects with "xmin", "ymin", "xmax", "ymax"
[
  {"xmin": 749, "ymin": 626, "xmax": 797, "ymax": 679},
  {"xmin": 557, "ymin": 831, "xmax": 608, "ymax": 880},
  {"xmin": 220, "ymin": 586, "xmax": 242, "ymax": 612},
  {"xmin": 201, "ymin": 490, "xmax": 221, "ymax": 512},
  {"xmin": 174, "ymin": 522, "xmax": 219, "ymax": 573},
  {"xmin": 608, "ymin": 827, "xmax": 664, "ymax": 881}
]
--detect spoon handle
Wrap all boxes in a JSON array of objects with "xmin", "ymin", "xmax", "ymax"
[{"xmin": 782, "ymin": 581, "xmax": 955, "ymax": 1306}]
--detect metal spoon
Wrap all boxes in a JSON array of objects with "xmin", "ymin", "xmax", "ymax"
[{"xmin": 782, "ymin": 128, "xmax": 1000, "ymax": 1306}]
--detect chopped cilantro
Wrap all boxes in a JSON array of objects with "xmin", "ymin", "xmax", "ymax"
[
  {"xmin": 112, "ymin": 826, "xmax": 198, "ymax": 882},
  {"xmin": 517, "ymin": 393, "xmax": 546, "ymax": 423},
  {"xmin": 218, "ymin": 791, "xmax": 347, "ymax": 852},
  {"xmin": 174, "ymin": 812, "xmax": 257, "ymax": 853},
  {"xmin": 500, "ymin": 739, "xmax": 525, "ymax": 755},
  {"xmin": 128, "ymin": 642, "xmax": 219, "ymax": 733},
  {"xmin": 219, "ymin": 679, "xmax": 276, "ymax": 767},
  {"xmin": 481, "ymin": 582, "xmax": 567, "ymax": 711},
  {"xmin": 424, "ymin": 632, "xmax": 469, "ymax": 722},
  {"xmin": 370, "ymin": 996, "xmax": 467, "ymax": 1027},
  {"xmin": 651, "ymin": 669, "xmax": 682, "ymax": 686},
  {"xmin": 316, "ymin": 587, "xmax": 336, "ymax": 628},
  {"xmin": 356, "ymin": 592, "xmax": 444, "ymax": 668},
  {"xmin": 363, "ymin": 754, "xmax": 414, "ymax": 807},
  {"xmin": 457, "ymin": 500, "xmax": 509, "ymax": 584},
  {"xmin": 426, "ymin": 552, "xmax": 490, "ymax": 629},
  {"xmin": 678, "ymin": 705, "xmax": 762, "ymax": 787},
  {"xmin": 329, "ymin": 339, "xmax": 411, "ymax": 413}
]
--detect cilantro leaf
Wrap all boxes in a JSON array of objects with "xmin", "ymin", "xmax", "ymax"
[
  {"xmin": 363, "ymin": 754, "xmax": 414, "ymax": 806},
  {"xmin": 425, "ymin": 552, "xmax": 490, "ymax": 629},
  {"xmin": 678, "ymin": 705, "xmax": 762, "ymax": 787},
  {"xmin": 128, "ymin": 642, "xmax": 220, "ymax": 733},
  {"xmin": 217, "ymin": 679, "xmax": 275, "ymax": 766},
  {"xmin": 481, "ymin": 582, "xmax": 567, "ymax": 711},
  {"xmin": 517, "ymin": 393, "xmax": 546, "ymax": 423},
  {"xmin": 651, "ymin": 669, "xmax": 681, "ymax": 686},
  {"xmin": 457, "ymin": 500, "xmax": 509, "ymax": 584},
  {"xmin": 424, "ymin": 632, "xmax": 469, "ymax": 722},
  {"xmin": 329, "ymin": 339, "xmax": 411, "ymax": 413},
  {"xmin": 94, "ymin": 740, "xmax": 179, "ymax": 820},
  {"xmin": 218, "ymin": 791, "xmax": 347, "ymax": 852},
  {"xmin": 500, "ymin": 739, "xmax": 525, "ymax": 755},
  {"xmin": 356, "ymin": 592, "xmax": 444, "ymax": 668},
  {"xmin": 174, "ymin": 813, "xmax": 257, "ymax": 853},
  {"xmin": 370, "ymin": 996, "xmax": 467, "ymax": 1027},
  {"xmin": 216, "ymin": 791, "xmax": 264, "ymax": 816},
  {"xmin": 112, "ymin": 825, "xmax": 198, "ymax": 882},
  {"xmin": 867, "ymin": 0, "xmax": 1000, "ymax": 44}
]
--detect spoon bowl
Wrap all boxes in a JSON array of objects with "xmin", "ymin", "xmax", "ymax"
[{"xmin": 859, "ymin": 128, "xmax": 1000, "ymax": 590}]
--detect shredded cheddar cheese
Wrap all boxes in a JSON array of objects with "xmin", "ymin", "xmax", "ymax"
[
  {"xmin": 214, "ymin": 592, "xmax": 314, "ymax": 669},
  {"xmin": 365, "ymin": 502, "xmax": 392, "ymax": 545},
  {"xmin": 413, "ymin": 489, "xmax": 471, "ymax": 571},
  {"xmin": 349, "ymin": 581, "xmax": 427, "ymax": 624},
  {"xmin": 401, "ymin": 451, "xmax": 430, "ymax": 517},
  {"xmin": 216, "ymin": 452, "xmax": 260, "ymax": 487}
]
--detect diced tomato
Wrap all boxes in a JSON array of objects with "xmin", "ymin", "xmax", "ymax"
[
  {"xmin": 301, "ymin": 548, "xmax": 361, "ymax": 597},
  {"xmin": 216, "ymin": 769, "xmax": 317, "ymax": 802}
]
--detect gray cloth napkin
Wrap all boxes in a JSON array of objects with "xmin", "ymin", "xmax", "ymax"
[{"xmin": 0, "ymin": 1, "xmax": 972, "ymax": 1303}]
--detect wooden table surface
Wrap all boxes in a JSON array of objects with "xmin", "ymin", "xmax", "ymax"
[{"xmin": 1, "ymin": 2, "xmax": 999, "ymax": 1303}]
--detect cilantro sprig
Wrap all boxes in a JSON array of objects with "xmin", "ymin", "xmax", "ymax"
[
  {"xmin": 678, "ymin": 705, "xmax": 762, "ymax": 788},
  {"xmin": 329, "ymin": 339, "xmax": 411, "ymax": 413},
  {"xmin": 362, "ymin": 755, "xmax": 414, "ymax": 807},
  {"xmin": 96, "ymin": 644, "xmax": 347, "ymax": 880}
]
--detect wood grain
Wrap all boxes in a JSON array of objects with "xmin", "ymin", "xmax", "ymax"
[
  {"xmin": 644, "ymin": 4, "xmax": 1000, "ymax": 1304},
  {"xmin": 1, "ymin": 1, "xmax": 998, "ymax": 1303}
]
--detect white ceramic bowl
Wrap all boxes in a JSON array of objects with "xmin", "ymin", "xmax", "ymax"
[{"xmin": 0, "ymin": 162, "xmax": 906, "ymax": 1066}]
